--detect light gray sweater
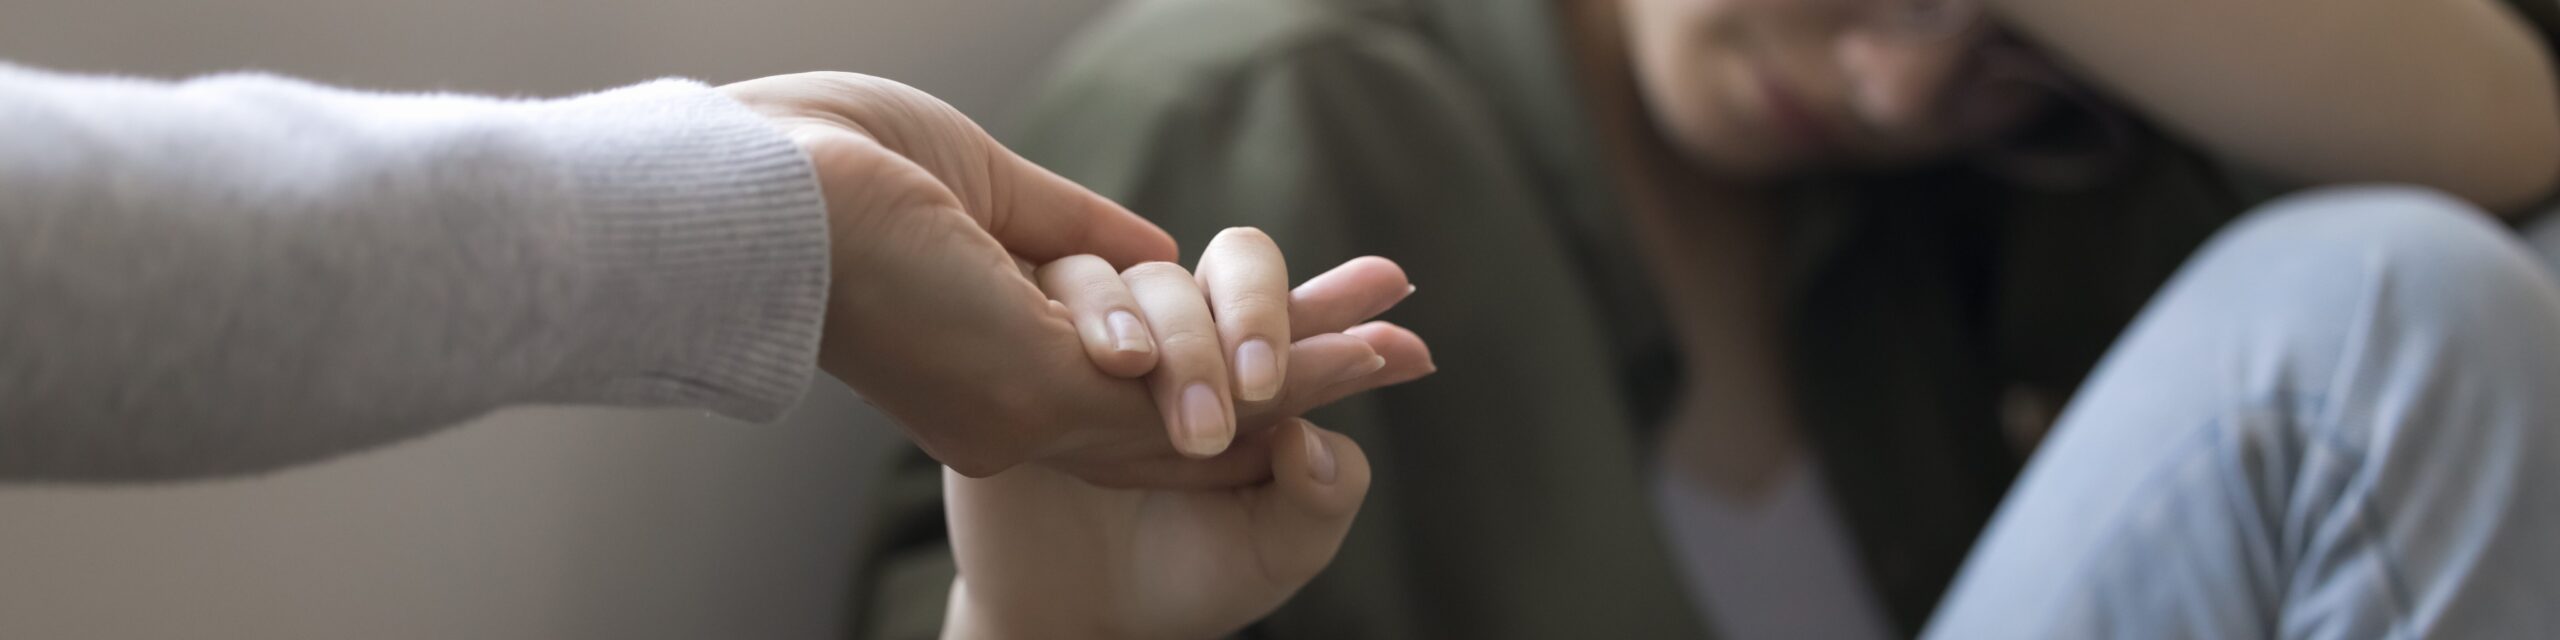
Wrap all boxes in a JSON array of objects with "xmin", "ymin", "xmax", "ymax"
[{"xmin": 0, "ymin": 64, "xmax": 833, "ymax": 480}]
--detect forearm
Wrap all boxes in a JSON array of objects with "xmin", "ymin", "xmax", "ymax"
[
  {"xmin": 1990, "ymin": 0, "xmax": 2560, "ymax": 211},
  {"xmin": 0, "ymin": 65, "xmax": 830, "ymax": 480}
]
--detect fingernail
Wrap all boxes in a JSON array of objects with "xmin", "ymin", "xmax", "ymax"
[
  {"xmin": 1336, "ymin": 354, "xmax": 1387, "ymax": 385},
  {"xmin": 1235, "ymin": 339, "xmax": 1280, "ymax": 402},
  {"xmin": 1107, "ymin": 310, "xmax": 1152, "ymax": 354},
  {"xmin": 1303, "ymin": 425, "xmax": 1338, "ymax": 484},
  {"xmin": 1362, "ymin": 285, "xmax": 1420, "ymax": 321},
  {"xmin": 1179, "ymin": 382, "xmax": 1229, "ymax": 457}
]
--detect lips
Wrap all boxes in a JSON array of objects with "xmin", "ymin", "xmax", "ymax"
[{"xmin": 1752, "ymin": 68, "xmax": 1846, "ymax": 152}]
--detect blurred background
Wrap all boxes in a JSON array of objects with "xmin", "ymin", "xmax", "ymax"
[{"xmin": 0, "ymin": 1, "xmax": 1115, "ymax": 637}]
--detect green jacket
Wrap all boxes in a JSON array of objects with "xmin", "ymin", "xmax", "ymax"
[{"xmin": 852, "ymin": 0, "xmax": 2560, "ymax": 637}]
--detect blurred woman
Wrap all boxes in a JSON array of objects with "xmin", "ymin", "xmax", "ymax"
[{"xmin": 854, "ymin": 0, "xmax": 2560, "ymax": 637}]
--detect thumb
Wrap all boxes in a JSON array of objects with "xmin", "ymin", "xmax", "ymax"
[
  {"xmin": 1246, "ymin": 420, "xmax": 1372, "ymax": 589},
  {"xmin": 813, "ymin": 180, "xmax": 1096, "ymax": 477},
  {"xmin": 984, "ymin": 141, "xmax": 1179, "ymax": 268}
]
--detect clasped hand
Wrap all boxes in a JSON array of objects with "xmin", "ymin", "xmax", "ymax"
[
  {"xmin": 946, "ymin": 231, "xmax": 1428, "ymax": 639},
  {"xmin": 720, "ymin": 72, "xmax": 1433, "ymax": 638},
  {"xmin": 720, "ymin": 72, "xmax": 1429, "ymax": 489}
]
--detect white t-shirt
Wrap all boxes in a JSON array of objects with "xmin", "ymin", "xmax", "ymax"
[{"xmin": 1650, "ymin": 450, "xmax": 1900, "ymax": 640}]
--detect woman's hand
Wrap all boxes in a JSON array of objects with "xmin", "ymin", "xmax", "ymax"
[
  {"xmin": 721, "ymin": 74, "xmax": 1414, "ymax": 488},
  {"xmin": 1020, "ymin": 232, "xmax": 1429, "ymax": 491},
  {"xmin": 941, "ymin": 244, "xmax": 1431, "ymax": 639},
  {"xmin": 721, "ymin": 72, "xmax": 1185, "ymax": 479},
  {"xmin": 943, "ymin": 419, "xmax": 1375, "ymax": 640}
]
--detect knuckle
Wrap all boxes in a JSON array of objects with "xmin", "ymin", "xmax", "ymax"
[
  {"xmin": 1075, "ymin": 276, "xmax": 1135, "ymax": 301},
  {"xmin": 1217, "ymin": 293, "xmax": 1289, "ymax": 318},
  {"xmin": 1154, "ymin": 328, "xmax": 1223, "ymax": 353},
  {"xmin": 1046, "ymin": 253, "xmax": 1111, "ymax": 274},
  {"xmin": 1122, "ymin": 261, "xmax": 1194, "ymax": 282},
  {"xmin": 1200, "ymin": 230, "xmax": 1286, "ymax": 281},
  {"xmin": 1040, "ymin": 257, "xmax": 1127, "ymax": 298},
  {"xmin": 1213, "ymin": 226, "xmax": 1276, "ymax": 247}
]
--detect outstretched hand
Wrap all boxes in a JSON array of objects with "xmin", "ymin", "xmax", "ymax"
[
  {"xmin": 943, "ymin": 244, "xmax": 1426, "ymax": 640},
  {"xmin": 945, "ymin": 420, "xmax": 1374, "ymax": 640},
  {"xmin": 718, "ymin": 73, "xmax": 1427, "ymax": 488}
]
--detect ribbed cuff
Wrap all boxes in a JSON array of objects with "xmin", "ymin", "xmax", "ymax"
[{"xmin": 529, "ymin": 80, "xmax": 831, "ymax": 423}]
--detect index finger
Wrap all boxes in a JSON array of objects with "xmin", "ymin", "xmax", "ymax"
[
  {"xmin": 1049, "ymin": 326, "xmax": 1433, "ymax": 490},
  {"xmin": 1289, "ymin": 256, "xmax": 1412, "ymax": 340},
  {"xmin": 987, "ymin": 143, "xmax": 1179, "ymax": 268}
]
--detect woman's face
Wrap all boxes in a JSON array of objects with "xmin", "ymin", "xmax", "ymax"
[{"xmin": 1618, "ymin": 0, "xmax": 2034, "ymax": 176}]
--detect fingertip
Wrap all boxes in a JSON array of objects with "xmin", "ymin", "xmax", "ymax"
[
  {"xmin": 1088, "ymin": 345, "xmax": 1159, "ymax": 378},
  {"xmin": 1094, "ymin": 308, "xmax": 1159, "ymax": 377},
  {"xmin": 1342, "ymin": 320, "xmax": 1410, "ymax": 339},
  {"xmin": 1299, "ymin": 256, "xmax": 1407, "ymax": 287},
  {"xmin": 1275, "ymin": 421, "xmax": 1368, "ymax": 516},
  {"xmin": 1341, "ymin": 256, "xmax": 1409, "ymax": 284},
  {"xmin": 1267, "ymin": 332, "xmax": 1381, "ymax": 397},
  {"xmin": 1289, "ymin": 258, "xmax": 1414, "ymax": 339},
  {"xmin": 1322, "ymin": 427, "xmax": 1368, "ymax": 480},
  {"xmin": 1173, "ymin": 381, "xmax": 1235, "ymax": 459},
  {"xmin": 1209, "ymin": 226, "xmax": 1277, "ymax": 252},
  {"xmin": 1235, "ymin": 337, "xmax": 1284, "ymax": 402},
  {"xmin": 1341, "ymin": 322, "xmax": 1434, "ymax": 383},
  {"xmin": 1301, "ymin": 420, "xmax": 1338, "ymax": 485}
]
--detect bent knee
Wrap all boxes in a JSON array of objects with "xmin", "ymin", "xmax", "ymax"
[
  {"xmin": 2218, "ymin": 185, "xmax": 2505, "ymax": 265},
  {"xmin": 2181, "ymin": 185, "xmax": 2546, "ymax": 312},
  {"xmin": 2110, "ymin": 184, "xmax": 2560, "ymax": 457},
  {"xmin": 2124, "ymin": 184, "xmax": 2560, "ymax": 384}
]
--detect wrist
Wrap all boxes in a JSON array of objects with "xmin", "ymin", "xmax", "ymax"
[
  {"xmin": 940, "ymin": 579, "xmax": 997, "ymax": 640},
  {"xmin": 942, "ymin": 578, "xmax": 1119, "ymax": 640},
  {"xmin": 941, "ymin": 578, "xmax": 1041, "ymax": 640},
  {"xmin": 528, "ymin": 80, "xmax": 832, "ymax": 422},
  {"xmin": 788, "ymin": 128, "xmax": 878, "ymax": 385}
]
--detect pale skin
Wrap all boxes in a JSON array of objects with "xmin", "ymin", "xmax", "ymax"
[
  {"xmin": 722, "ymin": 74, "xmax": 1422, "ymax": 489},
  {"xmin": 945, "ymin": 241, "xmax": 1433, "ymax": 640},
  {"xmin": 728, "ymin": 71, "xmax": 1432, "ymax": 635}
]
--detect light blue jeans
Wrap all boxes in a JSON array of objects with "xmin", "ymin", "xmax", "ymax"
[{"xmin": 1926, "ymin": 186, "xmax": 2560, "ymax": 639}]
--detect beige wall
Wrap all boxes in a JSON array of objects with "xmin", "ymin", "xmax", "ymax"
[{"xmin": 0, "ymin": 1, "xmax": 1115, "ymax": 637}]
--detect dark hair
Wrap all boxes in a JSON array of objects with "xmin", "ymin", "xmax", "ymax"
[{"xmin": 1950, "ymin": 31, "xmax": 2142, "ymax": 191}]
